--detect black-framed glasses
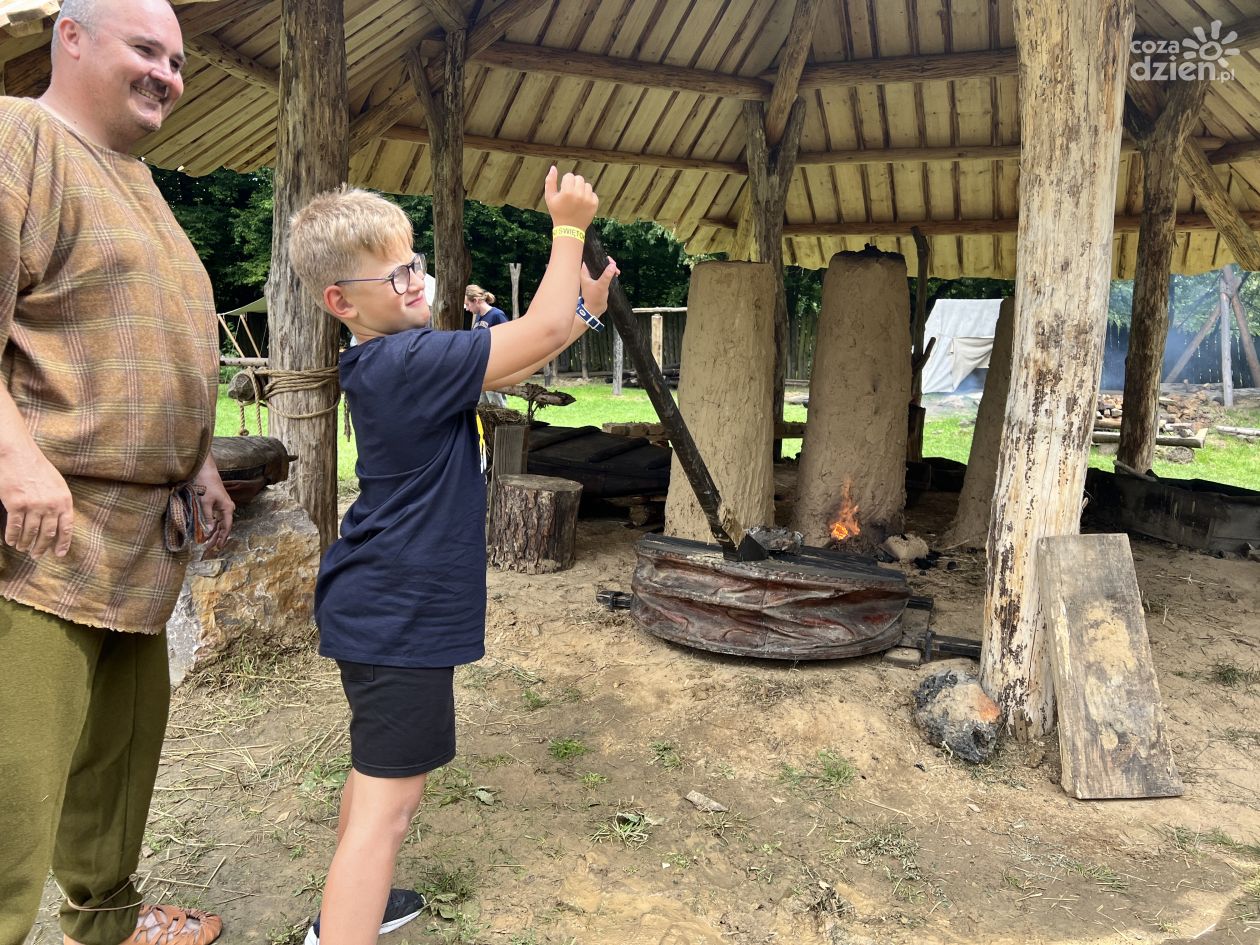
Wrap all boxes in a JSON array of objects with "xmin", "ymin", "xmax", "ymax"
[{"xmin": 335, "ymin": 253, "xmax": 426, "ymax": 295}]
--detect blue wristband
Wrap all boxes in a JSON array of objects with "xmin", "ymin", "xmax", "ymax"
[{"xmin": 576, "ymin": 296, "xmax": 604, "ymax": 332}]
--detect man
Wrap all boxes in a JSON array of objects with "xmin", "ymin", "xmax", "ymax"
[{"xmin": 0, "ymin": 1, "xmax": 232, "ymax": 943}]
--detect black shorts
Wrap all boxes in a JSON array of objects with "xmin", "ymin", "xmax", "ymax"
[{"xmin": 337, "ymin": 661, "xmax": 457, "ymax": 778}]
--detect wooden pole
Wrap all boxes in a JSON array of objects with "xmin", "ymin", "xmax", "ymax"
[
  {"xmin": 509, "ymin": 262, "xmax": 521, "ymax": 318},
  {"xmin": 612, "ymin": 329, "xmax": 624, "ymax": 396},
  {"xmin": 411, "ymin": 32, "xmax": 470, "ymax": 331},
  {"xmin": 1225, "ymin": 266, "xmax": 1260, "ymax": 388},
  {"xmin": 1220, "ymin": 272, "xmax": 1234, "ymax": 407},
  {"xmin": 740, "ymin": 98, "xmax": 805, "ymax": 460},
  {"xmin": 265, "ymin": 0, "xmax": 348, "ymax": 549},
  {"xmin": 1164, "ymin": 305, "xmax": 1220, "ymax": 382},
  {"xmin": 650, "ymin": 314, "xmax": 664, "ymax": 372},
  {"xmin": 1117, "ymin": 77, "xmax": 1207, "ymax": 472},
  {"xmin": 982, "ymin": 0, "xmax": 1133, "ymax": 740},
  {"xmin": 908, "ymin": 226, "xmax": 931, "ymax": 462}
]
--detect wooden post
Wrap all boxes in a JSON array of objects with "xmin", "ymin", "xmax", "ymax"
[
  {"xmin": 650, "ymin": 314, "xmax": 664, "ymax": 372},
  {"xmin": 1164, "ymin": 305, "xmax": 1220, "ymax": 383},
  {"xmin": 509, "ymin": 262, "xmax": 521, "ymax": 318},
  {"xmin": 1220, "ymin": 272, "xmax": 1234, "ymax": 407},
  {"xmin": 982, "ymin": 0, "xmax": 1133, "ymax": 740},
  {"xmin": 1225, "ymin": 266, "xmax": 1260, "ymax": 388},
  {"xmin": 265, "ymin": 0, "xmax": 349, "ymax": 549},
  {"xmin": 908, "ymin": 227, "xmax": 932, "ymax": 462},
  {"xmin": 612, "ymin": 328, "xmax": 624, "ymax": 396},
  {"xmin": 411, "ymin": 32, "xmax": 470, "ymax": 331},
  {"xmin": 740, "ymin": 98, "xmax": 805, "ymax": 458},
  {"xmin": 1117, "ymin": 77, "xmax": 1207, "ymax": 472},
  {"xmin": 939, "ymin": 298, "xmax": 1015, "ymax": 550}
]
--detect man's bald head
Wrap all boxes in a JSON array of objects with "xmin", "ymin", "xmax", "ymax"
[{"xmin": 42, "ymin": 0, "xmax": 185, "ymax": 151}]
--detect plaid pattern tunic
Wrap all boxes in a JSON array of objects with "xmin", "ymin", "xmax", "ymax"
[{"xmin": 0, "ymin": 98, "xmax": 218, "ymax": 633}]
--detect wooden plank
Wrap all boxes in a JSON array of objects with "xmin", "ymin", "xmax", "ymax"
[
  {"xmin": 177, "ymin": 0, "xmax": 274, "ymax": 39},
  {"xmin": 1037, "ymin": 534, "xmax": 1184, "ymax": 800},
  {"xmin": 186, "ymin": 32, "xmax": 278, "ymax": 89},
  {"xmin": 765, "ymin": 0, "xmax": 822, "ymax": 146}
]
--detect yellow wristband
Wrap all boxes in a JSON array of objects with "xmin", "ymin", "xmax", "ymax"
[{"xmin": 553, "ymin": 225, "xmax": 586, "ymax": 242}]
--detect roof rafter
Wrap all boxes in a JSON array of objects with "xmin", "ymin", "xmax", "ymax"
[
  {"xmin": 764, "ymin": 0, "xmax": 822, "ymax": 146},
  {"xmin": 418, "ymin": 0, "xmax": 466, "ymax": 33},
  {"xmin": 176, "ymin": 0, "xmax": 274, "ymax": 39},
  {"xmin": 702, "ymin": 213, "xmax": 1260, "ymax": 238},
  {"xmin": 186, "ymin": 32, "xmax": 278, "ymax": 89}
]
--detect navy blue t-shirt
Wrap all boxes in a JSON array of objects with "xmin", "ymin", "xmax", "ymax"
[
  {"xmin": 315, "ymin": 328, "xmax": 492, "ymax": 668},
  {"xmin": 471, "ymin": 306, "xmax": 508, "ymax": 330}
]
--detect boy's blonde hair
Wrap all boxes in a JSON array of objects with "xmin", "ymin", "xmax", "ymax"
[{"xmin": 289, "ymin": 186, "xmax": 413, "ymax": 310}]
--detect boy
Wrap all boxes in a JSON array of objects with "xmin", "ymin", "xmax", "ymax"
[{"xmin": 287, "ymin": 168, "xmax": 617, "ymax": 945}]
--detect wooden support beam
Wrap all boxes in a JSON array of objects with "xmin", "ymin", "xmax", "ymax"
[
  {"xmin": 1129, "ymin": 75, "xmax": 1260, "ymax": 271},
  {"xmin": 1178, "ymin": 139, "xmax": 1260, "ymax": 271},
  {"xmin": 482, "ymin": 40, "xmax": 770, "ymax": 100},
  {"xmin": 266, "ymin": 0, "xmax": 348, "ymax": 550},
  {"xmin": 982, "ymin": 0, "xmax": 1134, "ymax": 740},
  {"xmin": 419, "ymin": 0, "xmax": 466, "ymax": 33},
  {"xmin": 176, "ymin": 0, "xmax": 274, "ymax": 38},
  {"xmin": 703, "ymin": 211, "xmax": 1260, "ymax": 237},
  {"xmin": 348, "ymin": 71, "xmax": 416, "ymax": 154},
  {"xmin": 0, "ymin": 0, "xmax": 55, "ymax": 34},
  {"xmin": 412, "ymin": 32, "xmax": 469, "ymax": 332},
  {"xmin": 186, "ymin": 32, "xmax": 279, "ymax": 89},
  {"xmin": 1208, "ymin": 139, "xmax": 1260, "ymax": 165},
  {"xmin": 1118, "ymin": 75, "xmax": 1207, "ymax": 473},
  {"xmin": 424, "ymin": 0, "xmax": 549, "ymax": 89},
  {"xmin": 740, "ymin": 98, "xmax": 805, "ymax": 455},
  {"xmin": 764, "ymin": 0, "xmax": 822, "ymax": 147},
  {"xmin": 789, "ymin": 47, "xmax": 1017, "ymax": 89},
  {"xmin": 383, "ymin": 123, "xmax": 745, "ymax": 175}
]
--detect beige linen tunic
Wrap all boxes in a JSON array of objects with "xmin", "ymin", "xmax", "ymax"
[{"xmin": 0, "ymin": 97, "xmax": 218, "ymax": 633}]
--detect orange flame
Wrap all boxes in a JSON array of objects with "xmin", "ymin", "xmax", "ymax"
[{"xmin": 829, "ymin": 481, "xmax": 861, "ymax": 542}]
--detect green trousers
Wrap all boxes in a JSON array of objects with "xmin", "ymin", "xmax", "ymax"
[{"xmin": 0, "ymin": 597, "xmax": 169, "ymax": 945}]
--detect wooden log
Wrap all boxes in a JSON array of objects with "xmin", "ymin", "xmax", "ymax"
[
  {"xmin": 1221, "ymin": 274, "xmax": 1235, "ymax": 408},
  {"xmin": 612, "ymin": 328, "xmax": 624, "ymax": 396},
  {"xmin": 1215, "ymin": 425, "xmax": 1260, "ymax": 437},
  {"xmin": 265, "ymin": 0, "xmax": 348, "ymax": 549},
  {"xmin": 982, "ymin": 0, "xmax": 1133, "ymax": 740},
  {"xmin": 1118, "ymin": 75, "xmax": 1207, "ymax": 472},
  {"xmin": 1091, "ymin": 430, "xmax": 1205, "ymax": 448},
  {"xmin": 488, "ymin": 474, "xmax": 581, "ymax": 573},
  {"xmin": 739, "ymin": 99, "xmax": 805, "ymax": 456},
  {"xmin": 650, "ymin": 314, "xmax": 664, "ymax": 371},
  {"xmin": 1037, "ymin": 533, "xmax": 1183, "ymax": 799},
  {"xmin": 410, "ymin": 35, "xmax": 469, "ymax": 332}
]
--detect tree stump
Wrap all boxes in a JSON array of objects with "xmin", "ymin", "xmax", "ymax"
[{"xmin": 489, "ymin": 474, "xmax": 582, "ymax": 573}]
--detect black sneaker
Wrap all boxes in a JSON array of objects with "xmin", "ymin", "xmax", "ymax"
[{"xmin": 304, "ymin": 888, "xmax": 426, "ymax": 944}]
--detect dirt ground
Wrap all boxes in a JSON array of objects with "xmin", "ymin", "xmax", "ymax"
[{"xmin": 28, "ymin": 489, "xmax": 1260, "ymax": 945}]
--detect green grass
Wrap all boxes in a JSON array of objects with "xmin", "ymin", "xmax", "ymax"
[{"xmin": 217, "ymin": 380, "xmax": 1259, "ymax": 492}]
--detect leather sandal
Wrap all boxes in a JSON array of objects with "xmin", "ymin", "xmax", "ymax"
[{"xmin": 123, "ymin": 905, "xmax": 223, "ymax": 945}]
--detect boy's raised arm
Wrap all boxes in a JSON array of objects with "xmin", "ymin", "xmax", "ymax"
[
  {"xmin": 484, "ymin": 257, "xmax": 619, "ymax": 390},
  {"xmin": 481, "ymin": 166, "xmax": 598, "ymax": 391}
]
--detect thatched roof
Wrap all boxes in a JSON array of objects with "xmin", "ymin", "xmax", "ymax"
[{"xmin": 4, "ymin": 0, "xmax": 1260, "ymax": 278}]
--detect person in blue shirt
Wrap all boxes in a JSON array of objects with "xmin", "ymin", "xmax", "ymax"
[
  {"xmin": 287, "ymin": 168, "xmax": 617, "ymax": 945},
  {"xmin": 464, "ymin": 284, "xmax": 508, "ymax": 330},
  {"xmin": 466, "ymin": 286, "xmax": 510, "ymax": 405}
]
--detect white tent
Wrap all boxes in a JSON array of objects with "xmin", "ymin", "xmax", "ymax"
[{"xmin": 920, "ymin": 298, "xmax": 1005, "ymax": 394}]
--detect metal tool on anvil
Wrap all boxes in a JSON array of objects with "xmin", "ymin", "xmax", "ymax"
[{"xmin": 582, "ymin": 231, "xmax": 767, "ymax": 562}]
